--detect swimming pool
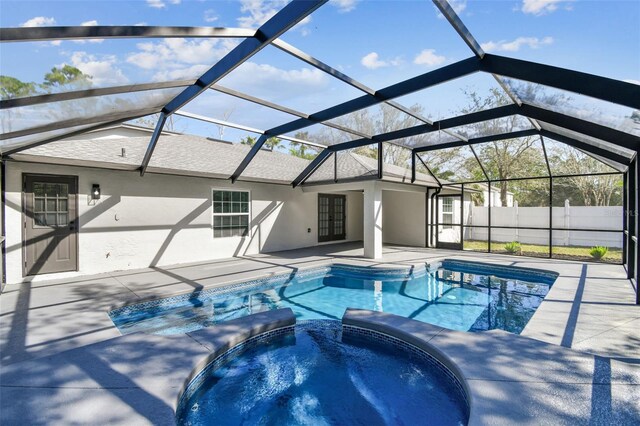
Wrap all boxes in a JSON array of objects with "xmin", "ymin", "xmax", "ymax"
[
  {"xmin": 109, "ymin": 260, "xmax": 557, "ymax": 335},
  {"xmin": 176, "ymin": 320, "xmax": 469, "ymax": 425}
]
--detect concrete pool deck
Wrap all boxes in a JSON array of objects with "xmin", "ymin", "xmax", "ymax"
[{"xmin": 1, "ymin": 243, "xmax": 639, "ymax": 424}]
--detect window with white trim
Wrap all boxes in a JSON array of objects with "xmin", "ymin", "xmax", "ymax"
[
  {"xmin": 442, "ymin": 197, "xmax": 453, "ymax": 229},
  {"xmin": 212, "ymin": 190, "xmax": 250, "ymax": 238}
]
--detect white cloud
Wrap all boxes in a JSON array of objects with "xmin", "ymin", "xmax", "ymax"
[
  {"xmin": 361, "ymin": 52, "xmax": 387, "ymax": 69},
  {"xmin": 204, "ymin": 9, "xmax": 218, "ymax": 23},
  {"xmin": 216, "ymin": 61, "xmax": 328, "ymax": 100},
  {"xmin": 481, "ymin": 36, "xmax": 553, "ymax": 52},
  {"xmin": 127, "ymin": 38, "xmax": 239, "ymax": 80},
  {"xmin": 152, "ymin": 64, "xmax": 210, "ymax": 81},
  {"xmin": 20, "ymin": 16, "xmax": 56, "ymax": 27},
  {"xmin": 449, "ymin": 0, "xmax": 467, "ymax": 14},
  {"xmin": 20, "ymin": 17, "xmax": 63, "ymax": 46},
  {"xmin": 624, "ymin": 79, "xmax": 640, "ymax": 85},
  {"xmin": 68, "ymin": 51, "xmax": 129, "ymax": 86},
  {"xmin": 146, "ymin": 0, "xmax": 166, "ymax": 9},
  {"xmin": 330, "ymin": 0, "xmax": 358, "ymax": 13},
  {"xmin": 360, "ymin": 52, "xmax": 402, "ymax": 70},
  {"xmin": 237, "ymin": 0, "xmax": 288, "ymax": 28},
  {"xmin": 74, "ymin": 20, "xmax": 103, "ymax": 44},
  {"xmin": 413, "ymin": 49, "xmax": 446, "ymax": 67},
  {"xmin": 146, "ymin": 0, "xmax": 179, "ymax": 9},
  {"xmin": 240, "ymin": 62, "xmax": 327, "ymax": 88},
  {"xmin": 294, "ymin": 15, "xmax": 312, "ymax": 36},
  {"xmin": 436, "ymin": 0, "xmax": 466, "ymax": 19},
  {"xmin": 237, "ymin": 0, "xmax": 313, "ymax": 34},
  {"xmin": 521, "ymin": 0, "xmax": 572, "ymax": 16}
]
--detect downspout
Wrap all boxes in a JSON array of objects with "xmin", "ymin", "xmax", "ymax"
[
  {"xmin": 430, "ymin": 187, "xmax": 441, "ymax": 247},
  {"xmin": 1, "ymin": 158, "xmax": 6, "ymax": 292}
]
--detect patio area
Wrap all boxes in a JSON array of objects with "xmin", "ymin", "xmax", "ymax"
[
  {"xmin": 1, "ymin": 0, "xmax": 639, "ymax": 424},
  {"xmin": 1, "ymin": 244, "xmax": 639, "ymax": 424}
]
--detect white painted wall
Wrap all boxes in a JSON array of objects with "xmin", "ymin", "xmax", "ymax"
[
  {"xmin": 5, "ymin": 161, "xmax": 363, "ymax": 283},
  {"xmin": 382, "ymin": 189, "xmax": 426, "ymax": 247}
]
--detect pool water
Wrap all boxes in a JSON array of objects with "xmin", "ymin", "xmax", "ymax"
[
  {"xmin": 176, "ymin": 320, "xmax": 468, "ymax": 426},
  {"xmin": 110, "ymin": 262, "xmax": 555, "ymax": 335}
]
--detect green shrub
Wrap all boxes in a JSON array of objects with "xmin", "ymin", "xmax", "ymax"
[
  {"xmin": 504, "ymin": 241, "xmax": 521, "ymax": 254},
  {"xmin": 590, "ymin": 246, "xmax": 608, "ymax": 260}
]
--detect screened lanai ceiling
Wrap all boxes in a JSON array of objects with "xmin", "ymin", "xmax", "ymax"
[{"xmin": 0, "ymin": 0, "xmax": 638, "ymax": 187}]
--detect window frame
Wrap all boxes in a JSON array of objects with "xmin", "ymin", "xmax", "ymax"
[
  {"xmin": 211, "ymin": 188, "xmax": 251, "ymax": 239},
  {"xmin": 441, "ymin": 197, "xmax": 454, "ymax": 229},
  {"xmin": 32, "ymin": 181, "xmax": 70, "ymax": 228}
]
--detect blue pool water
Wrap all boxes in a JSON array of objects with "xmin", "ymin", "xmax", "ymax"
[
  {"xmin": 176, "ymin": 320, "xmax": 468, "ymax": 426},
  {"xmin": 110, "ymin": 261, "xmax": 556, "ymax": 335}
]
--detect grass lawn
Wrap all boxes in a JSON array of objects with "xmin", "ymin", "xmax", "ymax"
[{"xmin": 463, "ymin": 240, "xmax": 622, "ymax": 263}]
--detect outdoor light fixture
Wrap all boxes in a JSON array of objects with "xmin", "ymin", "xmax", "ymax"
[{"xmin": 91, "ymin": 184, "xmax": 101, "ymax": 200}]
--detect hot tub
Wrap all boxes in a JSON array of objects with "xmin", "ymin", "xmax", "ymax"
[{"xmin": 176, "ymin": 320, "xmax": 468, "ymax": 425}]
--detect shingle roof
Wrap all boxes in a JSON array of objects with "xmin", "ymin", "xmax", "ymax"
[
  {"xmin": 15, "ymin": 132, "xmax": 438, "ymax": 186},
  {"xmin": 305, "ymin": 148, "xmax": 436, "ymax": 185}
]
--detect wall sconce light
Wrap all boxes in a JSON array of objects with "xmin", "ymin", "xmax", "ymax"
[{"xmin": 91, "ymin": 184, "xmax": 101, "ymax": 200}]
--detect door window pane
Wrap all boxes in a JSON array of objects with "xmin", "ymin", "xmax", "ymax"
[
  {"xmin": 34, "ymin": 213, "xmax": 46, "ymax": 226},
  {"xmin": 46, "ymin": 199, "xmax": 57, "ymax": 211},
  {"xmin": 57, "ymin": 213, "xmax": 68, "ymax": 226},
  {"xmin": 32, "ymin": 182, "xmax": 70, "ymax": 227}
]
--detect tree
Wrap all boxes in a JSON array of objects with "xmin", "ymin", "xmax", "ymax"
[
  {"xmin": 134, "ymin": 114, "xmax": 183, "ymax": 133},
  {"xmin": 309, "ymin": 103, "xmax": 426, "ymax": 167},
  {"xmin": 0, "ymin": 76, "xmax": 38, "ymax": 133},
  {"xmin": 289, "ymin": 131, "xmax": 320, "ymax": 160},
  {"xmin": 42, "ymin": 65, "xmax": 91, "ymax": 90},
  {"xmin": 458, "ymin": 88, "xmax": 547, "ymax": 206},
  {"xmin": 240, "ymin": 135, "xmax": 282, "ymax": 150},
  {"xmin": 1, "ymin": 67, "xmax": 92, "ymax": 133},
  {"xmin": 215, "ymin": 108, "xmax": 235, "ymax": 140},
  {"xmin": 265, "ymin": 137, "xmax": 281, "ymax": 150},
  {"xmin": 239, "ymin": 135, "xmax": 257, "ymax": 146},
  {"xmin": 549, "ymin": 145, "xmax": 622, "ymax": 206},
  {"xmin": 0, "ymin": 76, "xmax": 37, "ymax": 100}
]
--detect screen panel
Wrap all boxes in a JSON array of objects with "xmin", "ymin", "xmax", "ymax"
[
  {"xmin": 1, "ymin": 86, "xmax": 184, "ymax": 136},
  {"xmin": 504, "ymin": 78, "xmax": 639, "ymax": 137},
  {"xmin": 419, "ymin": 146, "xmax": 479, "ymax": 183},
  {"xmin": 473, "ymin": 136, "xmax": 549, "ymax": 180}
]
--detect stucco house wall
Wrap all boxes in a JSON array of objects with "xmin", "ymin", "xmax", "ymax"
[
  {"xmin": 4, "ymin": 161, "xmax": 363, "ymax": 284},
  {"xmin": 382, "ymin": 189, "xmax": 426, "ymax": 247}
]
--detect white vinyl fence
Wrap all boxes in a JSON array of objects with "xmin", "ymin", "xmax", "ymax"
[{"xmin": 465, "ymin": 201, "xmax": 623, "ymax": 248}]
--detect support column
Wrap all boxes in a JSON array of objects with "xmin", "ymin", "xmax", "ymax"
[
  {"xmin": 633, "ymin": 155, "xmax": 639, "ymax": 304},
  {"xmin": 628, "ymin": 156, "xmax": 637, "ymax": 281},
  {"xmin": 364, "ymin": 182, "xmax": 383, "ymax": 259}
]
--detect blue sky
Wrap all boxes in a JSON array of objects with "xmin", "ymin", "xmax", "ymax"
[{"xmin": 1, "ymin": 0, "xmax": 639, "ymax": 142}]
